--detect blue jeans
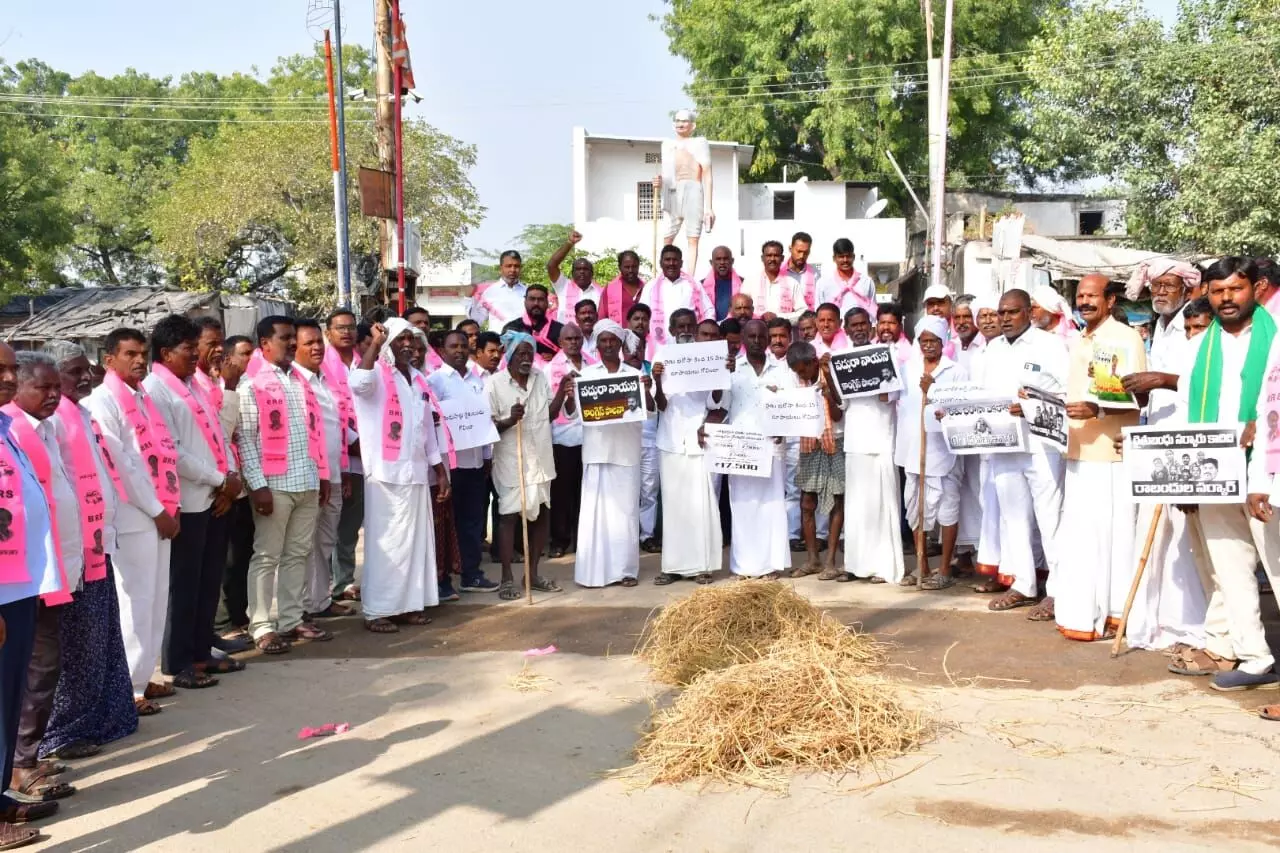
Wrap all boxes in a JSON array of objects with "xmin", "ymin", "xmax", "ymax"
[{"xmin": 452, "ymin": 466, "xmax": 489, "ymax": 584}]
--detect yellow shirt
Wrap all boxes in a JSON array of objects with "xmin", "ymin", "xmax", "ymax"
[{"xmin": 1067, "ymin": 315, "xmax": 1147, "ymax": 462}]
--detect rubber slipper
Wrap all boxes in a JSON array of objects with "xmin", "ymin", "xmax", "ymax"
[
  {"xmin": 0, "ymin": 823, "xmax": 39, "ymax": 850},
  {"xmin": 1258, "ymin": 705, "xmax": 1280, "ymax": 721}
]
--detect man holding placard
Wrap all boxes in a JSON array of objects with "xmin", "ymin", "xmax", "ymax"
[
  {"xmin": 787, "ymin": 341, "xmax": 846, "ymax": 580},
  {"xmin": 574, "ymin": 321, "xmax": 653, "ymax": 588},
  {"xmin": 1054, "ymin": 275, "xmax": 1146, "ymax": 642},
  {"xmin": 721, "ymin": 320, "xmax": 790, "ymax": 579},
  {"xmin": 427, "ymin": 330, "xmax": 499, "ymax": 594},
  {"xmin": 838, "ymin": 306, "xmax": 905, "ymax": 584},
  {"xmin": 969, "ymin": 289, "xmax": 1068, "ymax": 616},
  {"xmin": 652, "ymin": 309, "xmax": 727, "ymax": 584},
  {"xmin": 1182, "ymin": 258, "xmax": 1280, "ymax": 692}
]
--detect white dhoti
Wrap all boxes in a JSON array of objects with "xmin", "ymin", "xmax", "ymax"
[
  {"xmin": 903, "ymin": 464, "xmax": 962, "ymax": 533},
  {"xmin": 114, "ymin": 517, "xmax": 171, "ymax": 697},
  {"xmin": 304, "ymin": 493, "xmax": 343, "ymax": 615},
  {"xmin": 785, "ymin": 438, "xmax": 801, "ymax": 540},
  {"xmin": 362, "ymin": 480, "xmax": 438, "ymax": 618},
  {"xmin": 988, "ymin": 450, "xmax": 1063, "ymax": 598},
  {"xmin": 976, "ymin": 458, "xmax": 1003, "ymax": 569},
  {"xmin": 575, "ymin": 464, "xmax": 642, "ymax": 587},
  {"xmin": 659, "ymin": 451, "xmax": 722, "ymax": 576},
  {"xmin": 844, "ymin": 452, "xmax": 905, "ymax": 582},
  {"xmin": 1054, "ymin": 460, "xmax": 1136, "ymax": 641},
  {"xmin": 496, "ymin": 477, "xmax": 552, "ymax": 520},
  {"xmin": 729, "ymin": 458, "xmax": 791, "ymax": 577},
  {"xmin": 1125, "ymin": 503, "xmax": 1210, "ymax": 651},
  {"xmin": 957, "ymin": 456, "xmax": 983, "ymax": 548}
]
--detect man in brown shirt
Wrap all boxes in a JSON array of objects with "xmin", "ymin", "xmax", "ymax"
[{"xmin": 1054, "ymin": 274, "xmax": 1146, "ymax": 641}]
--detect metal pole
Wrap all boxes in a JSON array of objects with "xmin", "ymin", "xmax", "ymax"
[
  {"xmin": 332, "ymin": 0, "xmax": 353, "ymax": 310},
  {"xmin": 885, "ymin": 149, "xmax": 930, "ymax": 233},
  {"xmin": 392, "ymin": 0, "xmax": 406, "ymax": 315},
  {"xmin": 930, "ymin": 0, "xmax": 954, "ymax": 289},
  {"xmin": 323, "ymin": 31, "xmax": 350, "ymax": 313}
]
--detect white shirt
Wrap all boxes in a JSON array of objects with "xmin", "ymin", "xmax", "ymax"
[
  {"xmin": 579, "ymin": 362, "xmax": 644, "ymax": 467},
  {"xmin": 1148, "ymin": 309, "xmax": 1188, "ymax": 425},
  {"xmin": 551, "ymin": 275, "xmax": 601, "ymax": 325},
  {"xmin": 51, "ymin": 402, "xmax": 118, "ymax": 558},
  {"xmin": 817, "ymin": 270, "xmax": 874, "ymax": 316},
  {"xmin": 976, "ymin": 326, "xmax": 1069, "ymax": 399},
  {"xmin": 895, "ymin": 357, "xmax": 968, "ymax": 476},
  {"xmin": 427, "ymin": 362, "xmax": 493, "ymax": 470},
  {"xmin": 486, "ymin": 369, "xmax": 556, "ymax": 489},
  {"xmin": 86, "ymin": 382, "xmax": 167, "ymax": 530},
  {"xmin": 294, "ymin": 364, "xmax": 344, "ymax": 486},
  {"xmin": 656, "ymin": 374, "xmax": 725, "ymax": 457},
  {"xmin": 143, "ymin": 371, "xmax": 226, "ymax": 512},
  {"xmin": 465, "ymin": 280, "xmax": 527, "ymax": 329},
  {"xmin": 1175, "ymin": 323, "xmax": 1251, "ymax": 426},
  {"xmin": 349, "ymin": 363, "xmax": 443, "ymax": 485},
  {"xmin": 728, "ymin": 357, "xmax": 790, "ymax": 458},
  {"xmin": 639, "ymin": 277, "xmax": 706, "ymax": 357},
  {"xmin": 24, "ymin": 412, "xmax": 85, "ymax": 590},
  {"xmin": 743, "ymin": 274, "xmax": 807, "ymax": 322}
]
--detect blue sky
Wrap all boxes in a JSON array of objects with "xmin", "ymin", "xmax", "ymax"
[{"xmin": 2, "ymin": 0, "xmax": 1178, "ymax": 257}]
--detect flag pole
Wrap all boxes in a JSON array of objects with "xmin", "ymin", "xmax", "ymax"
[{"xmin": 391, "ymin": 0, "xmax": 406, "ymax": 316}]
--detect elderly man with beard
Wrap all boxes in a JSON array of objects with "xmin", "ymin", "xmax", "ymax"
[
  {"xmin": 0, "ymin": 342, "xmax": 61, "ymax": 845},
  {"xmin": 488, "ymin": 333, "xmax": 571, "ymax": 600},
  {"xmin": 3, "ymin": 352, "xmax": 81, "ymax": 806},
  {"xmin": 574, "ymin": 321, "xmax": 653, "ymax": 587},
  {"xmin": 1054, "ymin": 276, "xmax": 1146, "ymax": 641},
  {"xmin": 1118, "ymin": 259, "xmax": 1214, "ymax": 659},
  {"xmin": 351, "ymin": 320, "xmax": 451, "ymax": 632},
  {"xmin": 38, "ymin": 341, "xmax": 137, "ymax": 766},
  {"xmin": 144, "ymin": 315, "xmax": 240, "ymax": 690}
]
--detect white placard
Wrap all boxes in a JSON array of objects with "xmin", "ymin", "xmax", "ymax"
[
  {"xmin": 655, "ymin": 339, "xmax": 730, "ymax": 394},
  {"xmin": 1124, "ymin": 425, "xmax": 1246, "ymax": 505},
  {"xmin": 702, "ymin": 424, "xmax": 773, "ymax": 478},
  {"xmin": 436, "ymin": 396, "xmax": 499, "ymax": 451},
  {"xmin": 761, "ymin": 387, "xmax": 825, "ymax": 438},
  {"xmin": 937, "ymin": 395, "xmax": 1028, "ymax": 455}
]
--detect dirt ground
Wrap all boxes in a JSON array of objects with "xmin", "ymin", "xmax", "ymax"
[{"xmin": 23, "ymin": 551, "xmax": 1280, "ymax": 852}]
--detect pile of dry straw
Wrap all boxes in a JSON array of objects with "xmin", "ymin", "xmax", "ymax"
[{"xmin": 629, "ymin": 581, "xmax": 929, "ymax": 790}]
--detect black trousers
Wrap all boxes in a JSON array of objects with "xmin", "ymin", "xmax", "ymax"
[
  {"xmin": 451, "ymin": 467, "xmax": 488, "ymax": 584},
  {"xmin": 219, "ymin": 497, "xmax": 253, "ymax": 630},
  {"xmin": 549, "ymin": 444, "xmax": 583, "ymax": 550},
  {"xmin": 167, "ymin": 507, "xmax": 229, "ymax": 673},
  {"xmin": 0, "ymin": 596, "xmax": 37, "ymax": 798},
  {"xmin": 332, "ymin": 473, "xmax": 364, "ymax": 594},
  {"xmin": 14, "ymin": 601, "xmax": 60, "ymax": 768}
]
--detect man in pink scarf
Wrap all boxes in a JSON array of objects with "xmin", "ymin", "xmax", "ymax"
[
  {"xmin": 500, "ymin": 285, "xmax": 564, "ymax": 367},
  {"xmin": 545, "ymin": 230, "xmax": 602, "ymax": 324},
  {"xmin": 701, "ymin": 245, "xmax": 742, "ymax": 322}
]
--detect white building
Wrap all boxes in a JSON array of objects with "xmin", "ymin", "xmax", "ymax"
[{"xmin": 571, "ymin": 127, "xmax": 908, "ymax": 290}]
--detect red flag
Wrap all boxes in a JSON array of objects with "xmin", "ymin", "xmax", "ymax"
[{"xmin": 392, "ymin": 17, "xmax": 416, "ymax": 91}]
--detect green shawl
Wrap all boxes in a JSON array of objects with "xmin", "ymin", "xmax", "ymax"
[{"xmin": 1187, "ymin": 308, "xmax": 1278, "ymax": 423}]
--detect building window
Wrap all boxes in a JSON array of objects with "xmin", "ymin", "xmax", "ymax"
[
  {"xmin": 644, "ymin": 152, "xmax": 662, "ymax": 164},
  {"xmin": 1078, "ymin": 210, "xmax": 1104, "ymax": 236},
  {"xmin": 637, "ymin": 181, "xmax": 657, "ymax": 221},
  {"xmin": 773, "ymin": 191, "xmax": 795, "ymax": 220}
]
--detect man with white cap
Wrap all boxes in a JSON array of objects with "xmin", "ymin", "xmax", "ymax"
[
  {"xmin": 1119, "ymin": 258, "xmax": 1213, "ymax": 660},
  {"xmin": 1031, "ymin": 284, "xmax": 1080, "ymax": 343},
  {"xmin": 573, "ymin": 320, "xmax": 653, "ymax": 588},
  {"xmin": 1054, "ymin": 275, "xmax": 1146, "ymax": 641},
  {"xmin": 349, "ymin": 319, "xmax": 451, "ymax": 633},
  {"xmin": 653, "ymin": 109, "xmax": 714, "ymax": 274},
  {"xmin": 965, "ymin": 289, "xmax": 1069, "ymax": 616},
  {"xmin": 900, "ymin": 315, "xmax": 967, "ymax": 588}
]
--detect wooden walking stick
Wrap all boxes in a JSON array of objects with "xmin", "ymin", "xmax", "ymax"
[
  {"xmin": 916, "ymin": 389, "xmax": 929, "ymax": 580},
  {"xmin": 1111, "ymin": 505, "xmax": 1164, "ymax": 657},
  {"xmin": 515, "ymin": 419, "xmax": 533, "ymax": 605}
]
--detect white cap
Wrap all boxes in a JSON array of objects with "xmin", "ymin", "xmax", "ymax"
[
  {"xmin": 673, "ymin": 108, "xmax": 695, "ymax": 122},
  {"xmin": 922, "ymin": 284, "xmax": 954, "ymax": 303}
]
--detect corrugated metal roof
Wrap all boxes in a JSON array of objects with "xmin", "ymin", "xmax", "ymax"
[{"xmin": 3, "ymin": 287, "xmax": 219, "ymax": 342}]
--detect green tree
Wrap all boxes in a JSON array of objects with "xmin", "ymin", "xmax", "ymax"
[
  {"xmin": 1022, "ymin": 0, "xmax": 1280, "ymax": 254},
  {"xmin": 0, "ymin": 119, "xmax": 72, "ymax": 295},
  {"xmin": 659, "ymin": 0, "xmax": 1060, "ymax": 196},
  {"xmin": 478, "ymin": 224, "xmax": 626, "ymax": 287}
]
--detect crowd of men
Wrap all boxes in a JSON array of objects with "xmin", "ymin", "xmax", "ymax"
[{"xmin": 1, "ymin": 227, "xmax": 1279, "ymax": 847}]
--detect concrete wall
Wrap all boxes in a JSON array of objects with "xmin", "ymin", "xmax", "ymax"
[
  {"xmin": 582, "ymin": 138, "xmax": 740, "ymax": 225},
  {"xmin": 944, "ymin": 193, "xmax": 1127, "ymax": 238}
]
